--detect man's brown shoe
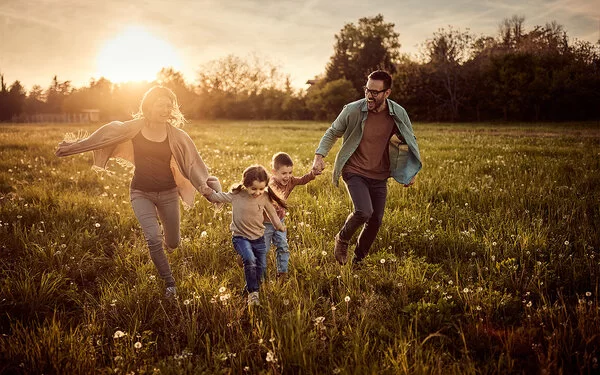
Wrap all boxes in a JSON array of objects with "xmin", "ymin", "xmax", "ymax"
[{"xmin": 334, "ymin": 234, "xmax": 349, "ymax": 265}]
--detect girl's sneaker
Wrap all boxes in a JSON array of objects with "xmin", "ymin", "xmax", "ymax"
[{"xmin": 247, "ymin": 291, "xmax": 260, "ymax": 306}]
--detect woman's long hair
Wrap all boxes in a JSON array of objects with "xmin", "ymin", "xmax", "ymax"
[
  {"xmin": 133, "ymin": 86, "xmax": 186, "ymax": 128},
  {"xmin": 231, "ymin": 165, "xmax": 287, "ymax": 209}
]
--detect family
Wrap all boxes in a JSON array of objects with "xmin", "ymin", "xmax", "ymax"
[{"xmin": 55, "ymin": 70, "xmax": 422, "ymax": 307}]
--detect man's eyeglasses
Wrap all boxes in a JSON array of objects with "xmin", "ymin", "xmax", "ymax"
[{"xmin": 363, "ymin": 86, "xmax": 388, "ymax": 96}]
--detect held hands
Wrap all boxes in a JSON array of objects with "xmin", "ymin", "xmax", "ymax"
[
  {"xmin": 200, "ymin": 185, "xmax": 215, "ymax": 195},
  {"xmin": 311, "ymin": 154, "xmax": 325, "ymax": 175},
  {"xmin": 278, "ymin": 224, "xmax": 287, "ymax": 232}
]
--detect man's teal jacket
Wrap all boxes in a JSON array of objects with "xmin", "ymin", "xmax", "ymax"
[{"xmin": 316, "ymin": 98, "xmax": 422, "ymax": 186}]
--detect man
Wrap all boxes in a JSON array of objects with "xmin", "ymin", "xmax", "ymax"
[{"xmin": 311, "ymin": 70, "xmax": 422, "ymax": 267}]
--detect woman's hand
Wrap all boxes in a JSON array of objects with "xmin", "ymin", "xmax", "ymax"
[{"xmin": 200, "ymin": 185, "xmax": 215, "ymax": 195}]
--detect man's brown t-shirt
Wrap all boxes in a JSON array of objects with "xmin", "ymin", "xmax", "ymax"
[{"xmin": 342, "ymin": 110, "xmax": 395, "ymax": 180}]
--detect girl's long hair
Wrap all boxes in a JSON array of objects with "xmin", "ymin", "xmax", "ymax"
[
  {"xmin": 133, "ymin": 86, "xmax": 186, "ymax": 128},
  {"xmin": 231, "ymin": 165, "xmax": 287, "ymax": 209}
]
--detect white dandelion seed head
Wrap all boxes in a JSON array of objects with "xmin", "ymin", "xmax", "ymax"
[
  {"xmin": 266, "ymin": 350, "xmax": 277, "ymax": 363},
  {"xmin": 344, "ymin": 296, "xmax": 351, "ymax": 303},
  {"xmin": 113, "ymin": 330, "xmax": 126, "ymax": 339},
  {"xmin": 219, "ymin": 286, "xmax": 227, "ymax": 294},
  {"xmin": 134, "ymin": 341, "xmax": 142, "ymax": 349},
  {"xmin": 380, "ymin": 258, "xmax": 386, "ymax": 264}
]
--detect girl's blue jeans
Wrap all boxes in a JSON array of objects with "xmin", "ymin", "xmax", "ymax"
[{"xmin": 232, "ymin": 236, "xmax": 267, "ymax": 293}]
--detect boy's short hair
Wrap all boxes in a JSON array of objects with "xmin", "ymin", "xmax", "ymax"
[{"xmin": 272, "ymin": 152, "xmax": 293, "ymax": 170}]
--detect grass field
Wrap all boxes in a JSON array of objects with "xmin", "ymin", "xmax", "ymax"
[{"xmin": 0, "ymin": 121, "xmax": 599, "ymax": 374}]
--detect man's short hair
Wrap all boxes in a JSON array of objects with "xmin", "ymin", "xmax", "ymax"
[
  {"xmin": 368, "ymin": 70, "xmax": 392, "ymax": 90},
  {"xmin": 272, "ymin": 152, "xmax": 294, "ymax": 170}
]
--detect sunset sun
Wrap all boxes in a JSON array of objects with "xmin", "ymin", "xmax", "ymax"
[{"xmin": 96, "ymin": 26, "xmax": 182, "ymax": 83}]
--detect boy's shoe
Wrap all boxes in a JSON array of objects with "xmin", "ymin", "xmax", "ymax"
[
  {"xmin": 334, "ymin": 234, "xmax": 349, "ymax": 265},
  {"xmin": 236, "ymin": 254, "xmax": 244, "ymax": 267},
  {"xmin": 165, "ymin": 286, "xmax": 177, "ymax": 298},
  {"xmin": 247, "ymin": 291, "xmax": 260, "ymax": 306}
]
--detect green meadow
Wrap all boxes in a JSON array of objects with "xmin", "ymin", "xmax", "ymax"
[{"xmin": 0, "ymin": 121, "xmax": 598, "ymax": 374}]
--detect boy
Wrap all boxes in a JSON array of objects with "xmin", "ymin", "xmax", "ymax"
[{"xmin": 263, "ymin": 152, "xmax": 317, "ymax": 279}]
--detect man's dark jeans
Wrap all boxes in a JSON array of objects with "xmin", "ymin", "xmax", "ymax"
[{"xmin": 339, "ymin": 172, "xmax": 388, "ymax": 262}]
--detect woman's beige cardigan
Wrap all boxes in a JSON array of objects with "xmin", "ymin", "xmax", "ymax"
[{"xmin": 55, "ymin": 118, "xmax": 221, "ymax": 208}]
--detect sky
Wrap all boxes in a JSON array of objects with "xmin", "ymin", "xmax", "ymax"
[{"xmin": 1, "ymin": 0, "xmax": 598, "ymax": 91}]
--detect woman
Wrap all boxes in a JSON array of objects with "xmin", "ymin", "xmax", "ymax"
[{"xmin": 56, "ymin": 86, "xmax": 220, "ymax": 298}]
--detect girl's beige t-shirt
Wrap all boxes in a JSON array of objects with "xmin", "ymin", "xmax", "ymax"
[{"xmin": 206, "ymin": 190, "xmax": 283, "ymax": 240}]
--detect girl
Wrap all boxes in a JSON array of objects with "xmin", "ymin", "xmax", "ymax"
[
  {"xmin": 56, "ymin": 86, "xmax": 221, "ymax": 298},
  {"xmin": 202, "ymin": 165, "xmax": 286, "ymax": 306}
]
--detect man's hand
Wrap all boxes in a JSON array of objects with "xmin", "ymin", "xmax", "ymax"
[
  {"xmin": 312, "ymin": 154, "xmax": 325, "ymax": 175},
  {"xmin": 403, "ymin": 176, "xmax": 416, "ymax": 187}
]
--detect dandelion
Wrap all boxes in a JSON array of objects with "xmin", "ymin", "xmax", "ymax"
[
  {"xmin": 380, "ymin": 258, "xmax": 386, "ymax": 264},
  {"xmin": 149, "ymin": 275, "xmax": 156, "ymax": 281},
  {"xmin": 269, "ymin": 337, "xmax": 275, "ymax": 343},
  {"xmin": 564, "ymin": 240, "xmax": 570, "ymax": 246},
  {"xmin": 244, "ymin": 367, "xmax": 250, "ymax": 372},
  {"xmin": 492, "ymin": 241, "xmax": 497, "ymax": 246},
  {"xmin": 258, "ymin": 339, "xmax": 264, "ymax": 344},
  {"xmin": 331, "ymin": 305, "xmax": 336, "ymax": 311},
  {"xmin": 219, "ymin": 286, "xmax": 227, "ymax": 294},
  {"xmin": 16, "ymin": 215, "xmax": 22, "ymax": 219},
  {"xmin": 586, "ymin": 292, "xmax": 592, "ymax": 297},
  {"xmin": 321, "ymin": 251, "xmax": 327, "ymax": 256},
  {"xmin": 183, "ymin": 299, "xmax": 191, "ymax": 305},
  {"xmin": 463, "ymin": 288, "xmax": 469, "ymax": 293},
  {"xmin": 94, "ymin": 223, "xmax": 101, "ymax": 228},
  {"xmin": 465, "ymin": 203, "xmax": 469, "ymax": 206},
  {"xmin": 200, "ymin": 231, "xmax": 208, "ymax": 237},
  {"xmin": 266, "ymin": 350, "xmax": 277, "ymax": 363},
  {"xmin": 344, "ymin": 296, "xmax": 351, "ymax": 303},
  {"xmin": 283, "ymin": 299, "xmax": 290, "ymax": 306},
  {"xmin": 526, "ymin": 301, "xmax": 532, "ymax": 308},
  {"xmin": 314, "ymin": 316, "xmax": 325, "ymax": 324},
  {"xmin": 220, "ymin": 294, "xmax": 230, "ymax": 302},
  {"xmin": 134, "ymin": 341, "xmax": 142, "ymax": 349},
  {"xmin": 476, "ymin": 306, "xmax": 482, "ymax": 311},
  {"xmin": 113, "ymin": 330, "xmax": 126, "ymax": 339}
]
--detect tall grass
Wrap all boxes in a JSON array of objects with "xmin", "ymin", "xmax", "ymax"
[{"xmin": 0, "ymin": 121, "xmax": 598, "ymax": 374}]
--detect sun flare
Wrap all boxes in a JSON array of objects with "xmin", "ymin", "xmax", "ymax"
[{"xmin": 95, "ymin": 26, "xmax": 182, "ymax": 83}]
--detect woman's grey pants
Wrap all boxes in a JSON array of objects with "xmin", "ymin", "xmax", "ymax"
[{"xmin": 130, "ymin": 187, "xmax": 180, "ymax": 288}]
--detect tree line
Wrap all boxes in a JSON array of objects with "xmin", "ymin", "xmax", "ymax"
[{"xmin": 1, "ymin": 14, "xmax": 599, "ymax": 123}]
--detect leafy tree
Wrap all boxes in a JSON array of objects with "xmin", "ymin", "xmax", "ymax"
[
  {"xmin": 306, "ymin": 78, "xmax": 357, "ymax": 121},
  {"xmin": 156, "ymin": 68, "xmax": 197, "ymax": 117},
  {"xmin": 24, "ymin": 85, "xmax": 46, "ymax": 114},
  {"xmin": 421, "ymin": 27, "xmax": 474, "ymax": 121},
  {"xmin": 325, "ymin": 14, "xmax": 401, "ymax": 96},
  {"xmin": 45, "ymin": 76, "xmax": 72, "ymax": 113}
]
